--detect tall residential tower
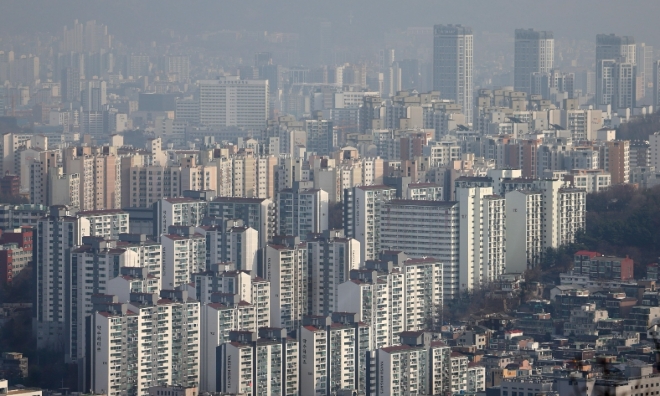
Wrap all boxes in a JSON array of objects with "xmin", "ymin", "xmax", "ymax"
[
  {"xmin": 433, "ymin": 24, "xmax": 473, "ymax": 122},
  {"xmin": 514, "ymin": 29, "xmax": 554, "ymax": 94}
]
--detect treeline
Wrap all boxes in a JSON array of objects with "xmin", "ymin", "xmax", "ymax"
[
  {"xmin": 575, "ymin": 184, "xmax": 660, "ymax": 276},
  {"xmin": 616, "ymin": 111, "xmax": 660, "ymax": 141}
]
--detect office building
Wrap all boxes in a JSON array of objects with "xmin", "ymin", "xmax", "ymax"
[
  {"xmin": 61, "ymin": 67, "xmax": 80, "ymax": 103},
  {"xmin": 166, "ymin": 55, "xmax": 190, "ymax": 81},
  {"xmin": 514, "ymin": 29, "xmax": 554, "ymax": 94},
  {"xmin": 198, "ymin": 77, "xmax": 269, "ymax": 130},
  {"xmin": 433, "ymin": 24, "xmax": 473, "ymax": 121},
  {"xmin": 81, "ymin": 80, "xmax": 107, "ymax": 112}
]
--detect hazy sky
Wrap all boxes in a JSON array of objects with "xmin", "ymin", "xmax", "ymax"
[{"xmin": 2, "ymin": 0, "xmax": 660, "ymax": 46}]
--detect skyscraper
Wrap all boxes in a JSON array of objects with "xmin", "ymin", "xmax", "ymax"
[
  {"xmin": 61, "ymin": 67, "xmax": 80, "ymax": 103},
  {"xmin": 433, "ymin": 24, "xmax": 473, "ymax": 122},
  {"xmin": 514, "ymin": 29, "xmax": 554, "ymax": 94},
  {"xmin": 595, "ymin": 34, "xmax": 636, "ymax": 107},
  {"xmin": 636, "ymin": 43, "xmax": 653, "ymax": 100},
  {"xmin": 654, "ymin": 60, "xmax": 660, "ymax": 110}
]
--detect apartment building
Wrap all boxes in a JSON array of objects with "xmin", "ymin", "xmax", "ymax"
[
  {"xmin": 126, "ymin": 165, "xmax": 182, "ymax": 208},
  {"xmin": 208, "ymin": 197, "xmax": 276, "ymax": 248},
  {"xmin": 66, "ymin": 238, "xmax": 140, "ymax": 363},
  {"xmin": 34, "ymin": 206, "xmax": 90, "ymax": 350},
  {"xmin": 373, "ymin": 331, "xmax": 452, "ymax": 396},
  {"xmin": 505, "ymin": 180, "xmax": 586, "ymax": 272},
  {"xmin": 216, "ymin": 329, "xmax": 299, "ymax": 395},
  {"xmin": 343, "ymin": 185, "xmax": 397, "ymax": 263},
  {"xmin": 458, "ymin": 186, "xmax": 506, "ymax": 291},
  {"xmin": 599, "ymin": 140, "xmax": 630, "ymax": 184},
  {"xmin": 118, "ymin": 234, "xmax": 163, "ymax": 280},
  {"xmin": 77, "ymin": 209, "xmax": 129, "ymax": 239},
  {"xmin": 196, "ymin": 220, "xmax": 259, "ymax": 272},
  {"xmin": 277, "ymin": 182, "xmax": 328, "ymax": 241},
  {"xmin": 300, "ymin": 313, "xmax": 372, "ymax": 396},
  {"xmin": 161, "ymin": 231, "xmax": 206, "ymax": 289},
  {"xmin": 88, "ymin": 291, "xmax": 200, "ymax": 396},
  {"xmin": 379, "ymin": 200, "xmax": 459, "ymax": 299},
  {"xmin": 63, "ymin": 146, "xmax": 121, "ymax": 211},
  {"xmin": 263, "ymin": 240, "xmax": 309, "ymax": 332},
  {"xmin": 106, "ymin": 266, "xmax": 161, "ymax": 304},
  {"xmin": 200, "ymin": 293, "xmax": 258, "ymax": 392},
  {"xmin": 307, "ymin": 230, "xmax": 360, "ymax": 316},
  {"xmin": 154, "ymin": 197, "xmax": 209, "ymax": 238}
]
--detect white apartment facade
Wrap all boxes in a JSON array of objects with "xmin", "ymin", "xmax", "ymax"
[
  {"xmin": 161, "ymin": 233, "xmax": 206, "ymax": 289},
  {"xmin": 263, "ymin": 243, "xmax": 308, "ymax": 332},
  {"xmin": 89, "ymin": 291, "xmax": 200, "ymax": 396},
  {"xmin": 78, "ymin": 209, "xmax": 129, "ymax": 239},
  {"xmin": 458, "ymin": 186, "xmax": 506, "ymax": 291}
]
